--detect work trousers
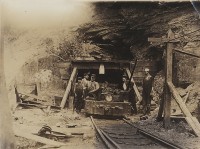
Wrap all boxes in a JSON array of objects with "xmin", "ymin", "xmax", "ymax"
[
  {"xmin": 142, "ymin": 90, "xmax": 151, "ymax": 115},
  {"xmin": 74, "ymin": 96, "xmax": 84, "ymax": 112}
]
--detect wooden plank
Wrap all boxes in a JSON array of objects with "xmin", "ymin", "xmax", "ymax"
[
  {"xmin": 126, "ymin": 68, "xmax": 142, "ymax": 103},
  {"xmin": 175, "ymin": 49, "xmax": 200, "ymax": 58},
  {"xmin": 14, "ymin": 129, "xmax": 66, "ymax": 146},
  {"xmin": 191, "ymin": 117, "xmax": 200, "ymax": 132},
  {"xmin": 19, "ymin": 92, "xmax": 43, "ymax": 101},
  {"xmin": 60, "ymin": 67, "xmax": 77, "ymax": 108},
  {"xmin": 135, "ymin": 60, "xmax": 157, "ymax": 67},
  {"xmin": 164, "ymin": 29, "xmax": 174, "ymax": 128},
  {"xmin": 185, "ymin": 117, "xmax": 200, "ymax": 137},
  {"xmin": 168, "ymin": 81, "xmax": 200, "ymax": 136},
  {"xmin": 183, "ymin": 92, "xmax": 190, "ymax": 103},
  {"xmin": 148, "ymin": 37, "xmax": 179, "ymax": 43}
]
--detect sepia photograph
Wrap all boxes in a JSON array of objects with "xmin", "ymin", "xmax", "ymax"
[{"xmin": 1, "ymin": 0, "xmax": 200, "ymax": 148}]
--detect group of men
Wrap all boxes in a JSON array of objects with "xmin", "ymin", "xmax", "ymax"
[
  {"xmin": 74, "ymin": 68, "xmax": 153, "ymax": 116},
  {"xmin": 73, "ymin": 73, "xmax": 100, "ymax": 112}
]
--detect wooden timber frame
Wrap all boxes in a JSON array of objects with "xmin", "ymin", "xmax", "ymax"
[
  {"xmin": 125, "ymin": 68, "xmax": 142, "ymax": 103},
  {"xmin": 148, "ymin": 29, "xmax": 200, "ymax": 137},
  {"xmin": 60, "ymin": 60, "xmax": 131, "ymax": 109},
  {"xmin": 71, "ymin": 60, "xmax": 130, "ymax": 70},
  {"xmin": 60, "ymin": 67, "xmax": 77, "ymax": 108}
]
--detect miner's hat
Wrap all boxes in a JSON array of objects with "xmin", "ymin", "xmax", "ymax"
[
  {"xmin": 91, "ymin": 74, "xmax": 96, "ymax": 77},
  {"xmin": 144, "ymin": 68, "xmax": 150, "ymax": 72}
]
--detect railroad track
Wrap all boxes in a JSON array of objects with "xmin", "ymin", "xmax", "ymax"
[{"xmin": 90, "ymin": 116, "xmax": 183, "ymax": 149}]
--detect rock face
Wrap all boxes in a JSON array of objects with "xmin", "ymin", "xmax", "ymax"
[{"xmin": 78, "ymin": 2, "xmax": 200, "ymax": 83}]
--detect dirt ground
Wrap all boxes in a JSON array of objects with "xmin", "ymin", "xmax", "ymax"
[
  {"xmin": 13, "ymin": 104, "xmax": 200, "ymax": 149},
  {"xmin": 13, "ymin": 108, "xmax": 97, "ymax": 149}
]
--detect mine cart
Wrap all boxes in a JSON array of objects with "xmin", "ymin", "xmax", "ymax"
[
  {"xmin": 59, "ymin": 59, "xmax": 158, "ymax": 117},
  {"xmin": 70, "ymin": 60, "xmax": 135, "ymax": 117}
]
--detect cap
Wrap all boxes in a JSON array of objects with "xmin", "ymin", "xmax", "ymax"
[
  {"xmin": 145, "ymin": 68, "xmax": 150, "ymax": 72},
  {"xmin": 91, "ymin": 74, "xmax": 96, "ymax": 77},
  {"xmin": 84, "ymin": 73, "xmax": 89, "ymax": 76}
]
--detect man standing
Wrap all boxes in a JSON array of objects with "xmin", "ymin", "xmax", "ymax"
[
  {"xmin": 88, "ymin": 74, "xmax": 100, "ymax": 99},
  {"xmin": 74, "ymin": 77, "xmax": 84, "ymax": 113},
  {"xmin": 142, "ymin": 68, "xmax": 153, "ymax": 115},
  {"xmin": 81, "ymin": 73, "xmax": 90, "ymax": 98},
  {"xmin": 122, "ymin": 75, "xmax": 137, "ymax": 114}
]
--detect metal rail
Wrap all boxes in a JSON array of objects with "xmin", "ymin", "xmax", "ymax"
[
  {"xmin": 90, "ymin": 116, "xmax": 121, "ymax": 149},
  {"xmin": 123, "ymin": 118, "xmax": 183, "ymax": 149}
]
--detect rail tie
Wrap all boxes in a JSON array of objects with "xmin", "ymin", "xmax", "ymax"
[
  {"xmin": 123, "ymin": 118, "xmax": 183, "ymax": 149},
  {"xmin": 90, "ymin": 116, "xmax": 121, "ymax": 149}
]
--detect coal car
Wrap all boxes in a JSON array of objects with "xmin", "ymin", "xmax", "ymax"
[{"xmin": 67, "ymin": 60, "xmax": 137, "ymax": 117}]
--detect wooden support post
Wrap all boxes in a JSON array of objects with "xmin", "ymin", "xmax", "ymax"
[
  {"xmin": 157, "ymin": 93, "xmax": 164, "ymax": 121},
  {"xmin": 163, "ymin": 86, "xmax": 171, "ymax": 128},
  {"xmin": 172, "ymin": 53, "xmax": 178, "ymax": 86},
  {"xmin": 0, "ymin": 4, "xmax": 15, "ymax": 148},
  {"xmin": 148, "ymin": 29, "xmax": 200, "ymax": 132},
  {"xmin": 163, "ymin": 29, "xmax": 174, "ymax": 128},
  {"xmin": 125, "ymin": 68, "xmax": 142, "ymax": 103},
  {"xmin": 60, "ymin": 67, "xmax": 77, "ymax": 109},
  {"xmin": 148, "ymin": 29, "xmax": 178, "ymax": 128}
]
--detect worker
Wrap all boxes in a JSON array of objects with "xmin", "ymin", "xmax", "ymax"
[
  {"xmin": 88, "ymin": 74, "xmax": 100, "ymax": 99},
  {"xmin": 122, "ymin": 75, "xmax": 128, "ymax": 91},
  {"xmin": 74, "ymin": 77, "xmax": 84, "ymax": 113},
  {"xmin": 142, "ymin": 68, "xmax": 153, "ymax": 115},
  {"xmin": 122, "ymin": 75, "xmax": 137, "ymax": 114},
  {"xmin": 81, "ymin": 73, "xmax": 90, "ymax": 98}
]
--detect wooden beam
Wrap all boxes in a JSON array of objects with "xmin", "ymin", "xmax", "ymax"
[
  {"xmin": 148, "ymin": 37, "xmax": 179, "ymax": 43},
  {"xmin": 19, "ymin": 92, "xmax": 44, "ymax": 101},
  {"xmin": 149, "ymin": 35, "xmax": 200, "ymax": 59},
  {"xmin": 163, "ymin": 29, "xmax": 174, "ymax": 128},
  {"xmin": 175, "ymin": 49, "xmax": 200, "ymax": 58},
  {"xmin": 167, "ymin": 81, "xmax": 200, "ymax": 136},
  {"xmin": 157, "ymin": 95, "xmax": 164, "ymax": 121},
  {"xmin": 60, "ymin": 67, "xmax": 77, "ymax": 109},
  {"xmin": 125, "ymin": 68, "xmax": 142, "ymax": 103},
  {"xmin": 14, "ymin": 129, "xmax": 66, "ymax": 147},
  {"xmin": 0, "ymin": 4, "xmax": 15, "ymax": 148}
]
